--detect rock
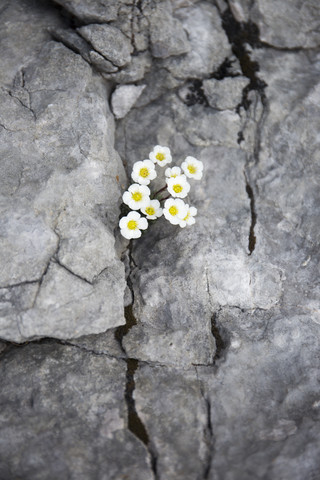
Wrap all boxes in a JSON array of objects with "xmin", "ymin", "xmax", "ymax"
[
  {"xmin": 164, "ymin": 1, "xmax": 232, "ymax": 78},
  {"xmin": 149, "ymin": 0, "xmax": 190, "ymax": 58},
  {"xmin": 0, "ymin": 343, "xmax": 153, "ymax": 480},
  {"xmin": 53, "ymin": 0, "xmax": 120, "ymax": 23},
  {"xmin": 1, "ymin": 0, "xmax": 320, "ymax": 478},
  {"xmin": 111, "ymin": 84, "xmax": 146, "ymax": 119},
  {"xmin": 134, "ymin": 66, "xmax": 180, "ymax": 107},
  {"xmin": 49, "ymin": 27, "xmax": 92, "ymax": 62},
  {"xmin": 134, "ymin": 365, "xmax": 210, "ymax": 479},
  {"xmin": 77, "ymin": 24, "xmax": 133, "ymax": 67},
  {"xmin": 0, "ymin": 0, "xmax": 64, "ymax": 87},
  {"xmin": 203, "ymin": 76, "xmax": 250, "ymax": 110},
  {"xmin": 197, "ymin": 309, "xmax": 320, "ymax": 479},
  {"xmin": 229, "ymin": 0, "xmax": 320, "ymax": 48},
  {"xmin": 0, "ymin": 207, "xmax": 58, "ymax": 287},
  {"xmin": 0, "ymin": 40, "xmax": 127, "ymax": 342},
  {"xmin": 89, "ymin": 50, "xmax": 118, "ymax": 73},
  {"xmin": 102, "ymin": 52, "xmax": 152, "ymax": 84}
]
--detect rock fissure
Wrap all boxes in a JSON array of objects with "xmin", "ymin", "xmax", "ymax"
[
  {"xmin": 203, "ymin": 396, "xmax": 213, "ymax": 480},
  {"xmin": 114, "ymin": 243, "xmax": 159, "ymax": 477},
  {"xmin": 194, "ymin": 367, "xmax": 215, "ymax": 480},
  {"xmin": 244, "ymin": 175, "xmax": 257, "ymax": 255},
  {"xmin": 220, "ymin": 5, "xmax": 269, "ymax": 161},
  {"xmin": 211, "ymin": 312, "xmax": 227, "ymax": 364}
]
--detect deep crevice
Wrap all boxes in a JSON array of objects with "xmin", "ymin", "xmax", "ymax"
[
  {"xmin": 245, "ymin": 180, "xmax": 257, "ymax": 255},
  {"xmin": 182, "ymin": 78, "xmax": 209, "ymax": 107},
  {"xmin": 114, "ymin": 242, "xmax": 158, "ymax": 479},
  {"xmin": 211, "ymin": 313, "xmax": 227, "ymax": 362},
  {"xmin": 203, "ymin": 397, "xmax": 213, "ymax": 479},
  {"xmin": 209, "ymin": 56, "xmax": 240, "ymax": 80}
]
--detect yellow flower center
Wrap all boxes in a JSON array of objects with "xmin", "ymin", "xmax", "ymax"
[
  {"xmin": 173, "ymin": 184, "xmax": 183, "ymax": 193},
  {"xmin": 145, "ymin": 206, "xmax": 155, "ymax": 216},
  {"xmin": 184, "ymin": 212, "xmax": 190, "ymax": 221},
  {"xmin": 188, "ymin": 165, "xmax": 197, "ymax": 174},
  {"xmin": 139, "ymin": 167, "xmax": 149, "ymax": 178},
  {"xmin": 127, "ymin": 220, "xmax": 138, "ymax": 230},
  {"xmin": 169, "ymin": 206, "xmax": 178, "ymax": 216},
  {"xmin": 156, "ymin": 152, "xmax": 165, "ymax": 161},
  {"xmin": 132, "ymin": 192, "xmax": 142, "ymax": 202}
]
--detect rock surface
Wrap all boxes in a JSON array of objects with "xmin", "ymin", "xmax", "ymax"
[
  {"xmin": 111, "ymin": 84, "xmax": 146, "ymax": 119},
  {"xmin": 77, "ymin": 23, "xmax": 133, "ymax": 67},
  {"xmin": 0, "ymin": 0, "xmax": 319, "ymax": 478},
  {"xmin": 229, "ymin": 0, "xmax": 320, "ymax": 48},
  {"xmin": 203, "ymin": 76, "xmax": 250, "ymax": 110},
  {"xmin": 0, "ymin": 5, "xmax": 127, "ymax": 342}
]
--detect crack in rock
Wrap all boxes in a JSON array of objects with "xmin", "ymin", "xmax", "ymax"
[
  {"xmin": 245, "ymin": 177, "xmax": 257, "ymax": 255},
  {"xmin": 211, "ymin": 312, "xmax": 227, "ymax": 364},
  {"xmin": 115, "ymin": 239, "xmax": 158, "ymax": 478}
]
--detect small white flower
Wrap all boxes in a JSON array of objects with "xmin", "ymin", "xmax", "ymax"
[
  {"xmin": 163, "ymin": 198, "xmax": 188, "ymax": 225},
  {"xmin": 141, "ymin": 199, "xmax": 163, "ymax": 220},
  {"xmin": 179, "ymin": 205, "xmax": 197, "ymax": 228},
  {"xmin": 131, "ymin": 160, "xmax": 157, "ymax": 185},
  {"xmin": 165, "ymin": 166, "xmax": 181, "ymax": 178},
  {"xmin": 119, "ymin": 211, "xmax": 148, "ymax": 239},
  {"xmin": 149, "ymin": 145, "xmax": 172, "ymax": 167},
  {"xmin": 123, "ymin": 184, "xmax": 150, "ymax": 210},
  {"xmin": 166, "ymin": 175, "xmax": 190, "ymax": 199},
  {"xmin": 181, "ymin": 156, "xmax": 203, "ymax": 180}
]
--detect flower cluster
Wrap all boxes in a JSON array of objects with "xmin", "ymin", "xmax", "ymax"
[{"xmin": 119, "ymin": 145, "xmax": 203, "ymax": 239}]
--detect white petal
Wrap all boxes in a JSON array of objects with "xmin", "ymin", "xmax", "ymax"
[
  {"xmin": 122, "ymin": 191, "xmax": 131, "ymax": 205},
  {"xmin": 138, "ymin": 217, "xmax": 148, "ymax": 230},
  {"xmin": 164, "ymin": 198, "xmax": 175, "ymax": 209},
  {"xmin": 139, "ymin": 185, "xmax": 151, "ymax": 195},
  {"xmin": 128, "ymin": 211, "xmax": 141, "ymax": 220},
  {"xmin": 119, "ymin": 217, "xmax": 128, "ymax": 229},
  {"xmin": 133, "ymin": 161, "xmax": 143, "ymax": 171}
]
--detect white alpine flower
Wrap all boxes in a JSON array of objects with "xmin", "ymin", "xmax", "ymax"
[
  {"xmin": 141, "ymin": 199, "xmax": 163, "ymax": 220},
  {"xmin": 122, "ymin": 184, "xmax": 150, "ymax": 210},
  {"xmin": 165, "ymin": 166, "xmax": 181, "ymax": 178},
  {"xmin": 179, "ymin": 205, "xmax": 197, "ymax": 228},
  {"xmin": 149, "ymin": 145, "xmax": 172, "ymax": 167},
  {"xmin": 119, "ymin": 211, "xmax": 148, "ymax": 239},
  {"xmin": 163, "ymin": 198, "xmax": 188, "ymax": 225},
  {"xmin": 181, "ymin": 156, "xmax": 203, "ymax": 180},
  {"xmin": 166, "ymin": 175, "xmax": 190, "ymax": 199},
  {"xmin": 131, "ymin": 160, "xmax": 157, "ymax": 185}
]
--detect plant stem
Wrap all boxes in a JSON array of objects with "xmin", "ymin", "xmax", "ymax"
[{"xmin": 154, "ymin": 185, "xmax": 167, "ymax": 196}]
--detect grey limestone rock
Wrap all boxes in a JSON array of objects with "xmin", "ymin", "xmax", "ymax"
[
  {"xmin": 111, "ymin": 84, "xmax": 146, "ymax": 119},
  {"xmin": 229, "ymin": 0, "xmax": 320, "ymax": 48},
  {"xmin": 89, "ymin": 50, "xmax": 119, "ymax": 73},
  {"xmin": 1, "ymin": 0, "xmax": 320, "ymax": 478},
  {"xmin": 102, "ymin": 52, "xmax": 152, "ymax": 84},
  {"xmin": 0, "ymin": 343, "xmax": 153, "ymax": 480},
  {"xmin": 134, "ymin": 365, "xmax": 210, "ymax": 479},
  {"xmin": 53, "ymin": 0, "xmax": 121, "ymax": 23},
  {"xmin": 49, "ymin": 27, "xmax": 92, "ymax": 62},
  {"xmin": 149, "ymin": 0, "xmax": 190, "ymax": 58},
  {"xmin": 0, "ymin": 37, "xmax": 127, "ymax": 341},
  {"xmin": 164, "ymin": 1, "xmax": 232, "ymax": 78},
  {"xmin": 203, "ymin": 76, "xmax": 250, "ymax": 110},
  {"xmin": 197, "ymin": 309, "xmax": 320, "ymax": 479},
  {"xmin": 77, "ymin": 23, "xmax": 133, "ymax": 67},
  {"xmin": 0, "ymin": 0, "xmax": 64, "ymax": 87}
]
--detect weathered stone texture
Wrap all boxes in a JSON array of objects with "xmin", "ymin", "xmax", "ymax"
[
  {"xmin": 0, "ymin": 0, "xmax": 319, "ymax": 478},
  {"xmin": 0, "ymin": 343, "xmax": 153, "ymax": 480},
  {"xmin": 0, "ymin": 6, "xmax": 127, "ymax": 341}
]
